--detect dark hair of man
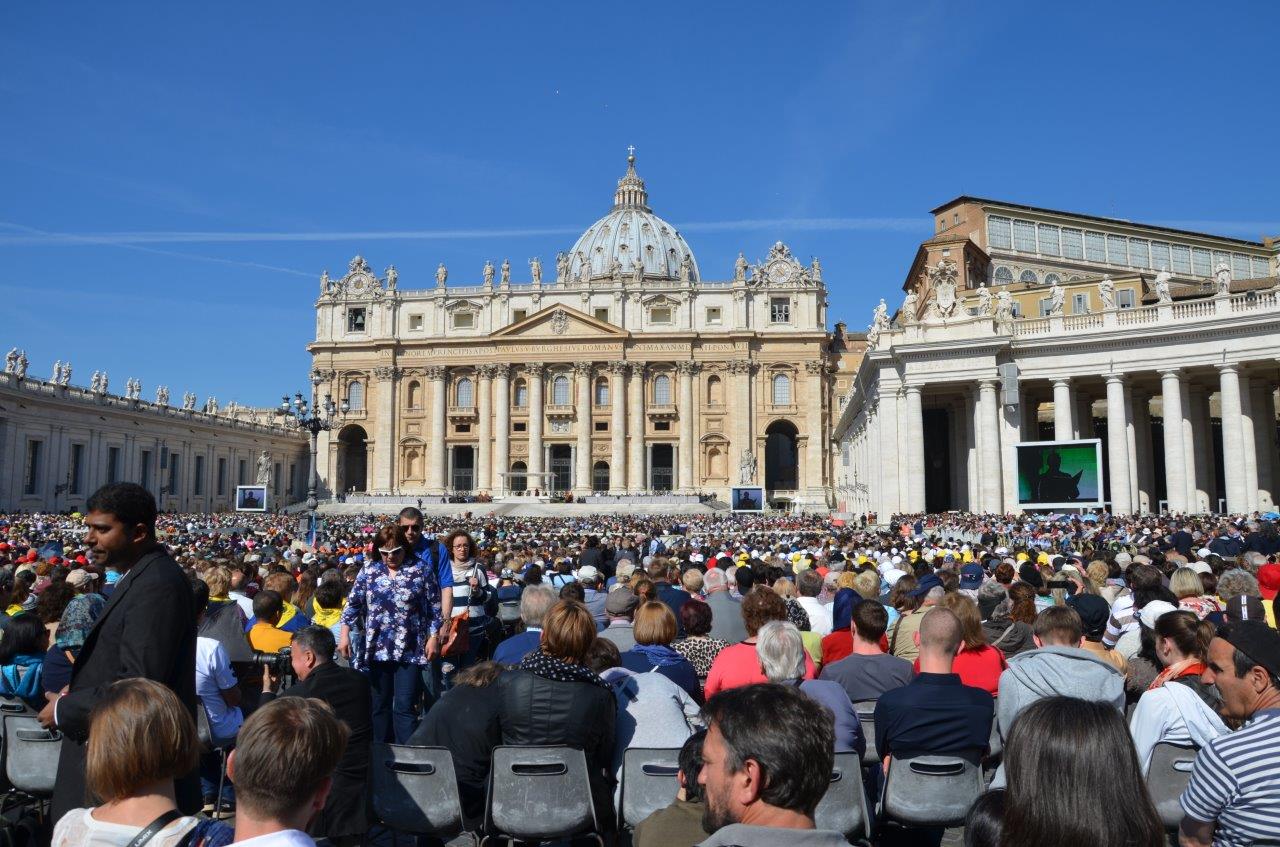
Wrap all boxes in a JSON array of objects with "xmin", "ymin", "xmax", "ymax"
[
  {"xmin": 291, "ymin": 625, "xmax": 336, "ymax": 662},
  {"xmin": 314, "ymin": 580, "xmax": 344, "ymax": 610},
  {"xmin": 397, "ymin": 506, "xmax": 424, "ymax": 524},
  {"xmin": 559, "ymin": 581, "xmax": 585, "ymax": 603},
  {"xmin": 1002, "ymin": 696, "xmax": 1164, "ymax": 847},
  {"xmin": 679, "ymin": 729, "xmax": 707, "ymax": 803},
  {"xmin": 190, "ymin": 576, "xmax": 210, "ymax": 619},
  {"xmin": 454, "ymin": 660, "xmax": 504, "ymax": 688},
  {"xmin": 86, "ymin": 482, "xmax": 158, "ymax": 538},
  {"xmin": 735, "ymin": 566, "xmax": 756, "ymax": 594},
  {"xmin": 0, "ymin": 615, "xmax": 46, "ymax": 663},
  {"xmin": 852, "ymin": 600, "xmax": 889, "ymax": 642},
  {"xmin": 252, "ymin": 589, "xmax": 283, "ymax": 621},
  {"xmin": 233, "ymin": 697, "xmax": 348, "ymax": 823},
  {"xmin": 1033, "ymin": 606, "xmax": 1082, "ymax": 646},
  {"xmin": 797, "ymin": 568, "xmax": 822, "ymax": 598},
  {"xmin": 963, "ymin": 789, "xmax": 1005, "ymax": 847},
  {"xmin": 701, "ymin": 683, "xmax": 834, "ymax": 819},
  {"xmin": 585, "ymin": 636, "xmax": 622, "ymax": 674}
]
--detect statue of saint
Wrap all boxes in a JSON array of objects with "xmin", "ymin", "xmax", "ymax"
[
  {"xmin": 610, "ymin": 257, "xmax": 623, "ymax": 284},
  {"xmin": 319, "ymin": 270, "xmax": 330, "ymax": 295},
  {"xmin": 435, "ymin": 263, "xmax": 448, "ymax": 287},
  {"xmin": 901, "ymin": 291, "xmax": 918, "ymax": 324},
  {"xmin": 52, "ymin": 361, "xmax": 62, "ymax": 383},
  {"xmin": 1098, "ymin": 276, "xmax": 1115, "ymax": 310},
  {"xmin": 738, "ymin": 448, "xmax": 757, "ymax": 485},
  {"xmin": 995, "ymin": 289, "xmax": 1014, "ymax": 326},
  {"xmin": 90, "ymin": 371, "xmax": 101, "ymax": 393},
  {"xmin": 810, "ymin": 256, "xmax": 822, "ymax": 282},
  {"xmin": 4, "ymin": 348, "xmax": 17, "ymax": 374},
  {"xmin": 577, "ymin": 252, "xmax": 590, "ymax": 284},
  {"xmin": 14, "ymin": 351, "xmax": 26, "ymax": 379},
  {"xmin": 1048, "ymin": 279, "xmax": 1065, "ymax": 316},
  {"xmin": 500, "ymin": 258, "xmax": 510, "ymax": 285},
  {"xmin": 555, "ymin": 252, "xmax": 568, "ymax": 283},
  {"xmin": 1154, "ymin": 268, "xmax": 1173, "ymax": 304},
  {"xmin": 483, "ymin": 260, "xmax": 495, "ymax": 287},
  {"xmin": 157, "ymin": 385, "xmax": 169, "ymax": 405},
  {"xmin": 679, "ymin": 253, "xmax": 693, "ymax": 282},
  {"xmin": 734, "ymin": 252, "xmax": 748, "ymax": 283},
  {"xmin": 385, "ymin": 265, "xmax": 397, "ymax": 290},
  {"xmin": 976, "ymin": 283, "xmax": 992, "ymax": 316},
  {"xmin": 871, "ymin": 298, "xmax": 889, "ymax": 333},
  {"xmin": 256, "ymin": 450, "xmax": 272, "ymax": 484},
  {"xmin": 60, "ymin": 363, "xmax": 71, "ymax": 386},
  {"xmin": 1213, "ymin": 261, "xmax": 1232, "ymax": 296},
  {"xmin": 631, "ymin": 257, "xmax": 645, "ymax": 285},
  {"xmin": 529, "ymin": 256, "xmax": 542, "ymax": 285}
]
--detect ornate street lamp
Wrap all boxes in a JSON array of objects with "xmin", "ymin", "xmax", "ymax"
[{"xmin": 277, "ymin": 374, "xmax": 348, "ymax": 544}]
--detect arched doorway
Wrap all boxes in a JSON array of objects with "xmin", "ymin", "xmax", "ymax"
[
  {"xmin": 337, "ymin": 424, "xmax": 368, "ymax": 493},
  {"xmin": 592, "ymin": 461, "xmax": 610, "ymax": 493},
  {"xmin": 764, "ymin": 420, "xmax": 799, "ymax": 491}
]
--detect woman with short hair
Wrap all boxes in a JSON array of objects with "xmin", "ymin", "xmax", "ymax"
[
  {"xmin": 52, "ymin": 678, "xmax": 232, "ymax": 847},
  {"xmin": 757, "ymin": 621, "xmax": 864, "ymax": 757},
  {"xmin": 621, "ymin": 601, "xmax": 702, "ymax": 703},
  {"xmin": 672, "ymin": 600, "xmax": 728, "ymax": 683},
  {"xmin": 1171, "ymin": 567, "xmax": 1222, "ymax": 619}
]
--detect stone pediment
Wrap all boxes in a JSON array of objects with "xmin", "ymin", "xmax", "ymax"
[{"xmin": 491, "ymin": 305, "xmax": 627, "ymax": 340}]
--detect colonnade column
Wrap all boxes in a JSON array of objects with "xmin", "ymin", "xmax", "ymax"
[
  {"xmin": 1239, "ymin": 373, "xmax": 1260, "ymax": 512},
  {"xmin": 805, "ymin": 360, "xmax": 826, "ymax": 497},
  {"xmin": 1105, "ymin": 374, "xmax": 1132, "ymax": 514},
  {"xmin": 1253, "ymin": 383, "xmax": 1276, "ymax": 509},
  {"xmin": 978, "ymin": 380, "xmax": 1002, "ymax": 514},
  {"xmin": 492, "ymin": 365, "xmax": 510, "ymax": 496},
  {"xmin": 904, "ymin": 385, "xmax": 926, "ymax": 512},
  {"xmin": 677, "ymin": 361, "xmax": 698, "ymax": 493},
  {"xmin": 608, "ymin": 362, "xmax": 628, "ymax": 493},
  {"xmin": 964, "ymin": 390, "xmax": 978, "ymax": 511},
  {"xmin": 1132, "ymin": 388, "xmax": 1153, "ymax": 513},
  {"xmin": 1218, "ymin": 365, "xmax": 1247, "ymax": 513},
  {"xmin": 476, "ymin": 365, "xmax": 494, "ymax": 494},
  {"xmin": 426, "ymin": 365, "xmax": 447, "ymax": 494},
  {"xmin": 1179, "ymin": 376, "xmax": 1199, "ymax": 511},
  {"xmin": 1160, "ymin": 370, "xmax": 1188, "ymax": 512},
  {"xmin": 1052, "ymin": 379, "xmax": 1074, "ymax": 441},
  {"xmin": 574, "ymin": 362, "xmax": 593, "ymax": 496},
  {"xmin": 526, "ymin": 363, "xmax": 545, "ymax": 492},
  {"xmin": 627, "ymin": 362, "xmax": 645, "ymax": 492},
  {"xmin": 372, "ymin": 366, "xmax": 398, "ymax": 492}
]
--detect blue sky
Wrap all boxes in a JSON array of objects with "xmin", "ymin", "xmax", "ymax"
[{"xmin": 3, "ymin": 2, "xmax": 1278, "ymax": 407}]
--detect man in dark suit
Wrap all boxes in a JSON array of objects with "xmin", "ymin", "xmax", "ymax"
[
  {"xmin": 41, "ymin": 483, "xmax": 199, "ymax": 821},
  {"xmin": 262, "ymin": 625, "xmax": 372, "ymax": 845}
]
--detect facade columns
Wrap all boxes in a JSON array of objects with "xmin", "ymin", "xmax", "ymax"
[
  {"xmin": 373, "ymin": 366, "xmax": 398, "ymax": 492},
  {"xmin": 574, "ymin": 362, "xmax": 593, "ymax": 495},
  {"xmin": 1189, "ymin": 385, "xmax": 1214, "ymax": 511},
  {"xmin": 1160, "ymin": 370, "xmax": 1188, "ymax": 513},
  {"xmin": 476, "ymin": 365, "xmax": 494, "ymax": 494},
  {"xmin": 1132, "ymin": 388, "xmax": 1154, "ymax": 513},
  {"xmin": 677, "ymin": 361, "xmax": 698, "ymax": 492},
  {"xmin": 978, "ymin": 380, "xmax": 1001, "ymax": 514},
  {"xmin": 1239, "ymin": 373, "xmax": 1260, "ymax": 512},
  {"xmin": 805, "ymin": 360, "xmax": 826, "ymax": 498},
  {"xmin": 492, "ymin": 365, "xmax": 510, "ymax": 495},
  {"xmin": 526, "ymin": 363, "xmax": 545, "ymax": 492},
  {"xmin": 1105, "ymin": 374, "xmax": 1132, "ymax": 514},
  {"xmin": 627, "ymin": 362, "xmax": 645, "ymax": 492},
  {"xmin": 1052, "ymin": 379, "xmax": 1074, "ymax": 441},
  {"xmin": 425, "ymin": 365, "xmax": 447, "ymax": 494},
  {"xmin": 1219, "ymin": 365, "xmax": 1248, "ymax": 513},
  {"xmin": 1253, "ymin": 383, "xmax": 1276, "ymax": 510},
  {"xmin": 965, "ymin": 390, "xmax": 979, "ymax": 511},
  {"xmin": 728, "ymin": 361, "xmax": 755, "ymax": 486},
  {"xmin": 904, "ymin": 385, "xmax": 926, "ymax": 512},
  {"xmin": 1179, "ymin": 376, "xmax": 1199, "ymax": 511},
  {"xmin": 608, "ymin": 362, "xmax": 628, "ymax": 493}
]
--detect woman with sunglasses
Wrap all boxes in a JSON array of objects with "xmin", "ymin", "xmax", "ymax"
[{"xmin": 339, "ymin": 523, "xmax": 441, "ymax": 743}]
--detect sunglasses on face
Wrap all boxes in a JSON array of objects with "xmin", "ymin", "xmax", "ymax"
[{"xmin": 378, "ymin": 547, "xmax": 403, "ymax": 556}]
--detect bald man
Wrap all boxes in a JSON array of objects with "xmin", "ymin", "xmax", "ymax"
[{"xmin": 873, "ymin": 607, "xmax": 994, "ymax": 768}]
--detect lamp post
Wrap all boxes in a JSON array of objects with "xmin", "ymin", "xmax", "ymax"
[{"xmin": 277, "ymin": 376, "xmax": 347, "ymax": 545}]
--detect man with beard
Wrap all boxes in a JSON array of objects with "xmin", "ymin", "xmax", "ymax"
[{"xmin": 695, "ymin": 683, "xmax": 846, "ymax": 846}]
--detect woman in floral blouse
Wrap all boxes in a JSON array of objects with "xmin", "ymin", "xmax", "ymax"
[{"xmin": 338, "ymin": 524, "xmax": 440, "ymax": 743}]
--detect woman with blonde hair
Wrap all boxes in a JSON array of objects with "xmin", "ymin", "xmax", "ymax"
[
  {"xmin": 1170, "ymin": 567, "xmax": 1221, "ymax": 619},
  {"xmin": 52, "ymin": 678, "xmax": 231, "ymax": 847}
]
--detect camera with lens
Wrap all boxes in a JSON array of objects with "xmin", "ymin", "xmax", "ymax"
[{"xmin": 250, "ymin": 647, "xmax": 291, "ymax": 677}]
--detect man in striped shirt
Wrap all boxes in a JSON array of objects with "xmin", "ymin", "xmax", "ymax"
[{"xmin": 1179, "ymin": 621, "xmax": 1280, "ymax": 847}]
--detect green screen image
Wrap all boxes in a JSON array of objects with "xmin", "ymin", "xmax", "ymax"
[{"xmin": 1016, "ymin": 441, "xmax": 1102, "ymax": 506}]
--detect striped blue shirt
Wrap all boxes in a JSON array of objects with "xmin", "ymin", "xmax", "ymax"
[{"xmin": 1180, "ymin": 708, "xmax": 1280, "ymax": 846}]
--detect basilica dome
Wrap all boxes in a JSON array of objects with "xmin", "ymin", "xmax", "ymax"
[{"xmin": 565, "ymin": 152, "xmax": 700, "ymax": 283}]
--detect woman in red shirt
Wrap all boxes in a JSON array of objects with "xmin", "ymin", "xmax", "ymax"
[{"xmin": 913, "ymin": 592, "xmax": 1007, "ymax": 694}]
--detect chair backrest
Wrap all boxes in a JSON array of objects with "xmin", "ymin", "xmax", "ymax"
[
  {"xmin": 881, "ymin": 755, "xmax": 983, "ymax": 828},
  {"xmin": 986, "ymin": 697, "xmax": 1001, "ymax": 760},
  {"xmin": 1146, "ymin": 741, "xmax": 1197, "ymax": 830},
  {"xmin": 196, "ymin": 703, "xmax": 214, "ymax": 751},
  {"xmin": 813, "ymin": 752, "xmax": 870, "ymax": 842},
  {"xmin": 371, "ymin": 744, "xmax": 466, "ymax": 838},
  {"xmin": 854, "ymin": 701, "xmax": 878, "ymax": 766},
  {"xmin": 4, "ymin": 715, "xmax": 61, "ymax": 797},
  {"xmin": 487, "ymin": 746, "xmax": 598, "ymax": 841},
  {"xmin": 619, "ymin": 747, "xmax": 681, "ymax": 830},
  {"xmin": 0, "ymin": 697, "xmax": 32, "ymax": 718}
]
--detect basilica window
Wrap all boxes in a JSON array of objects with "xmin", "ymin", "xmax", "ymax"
[
  {"xmin": 594, "ymin": 377, "xmax": 609, "ymax": 407},
  {"xmin": 705, "ymin": 306, "xmax": 722, "ymax": 325},
  {"xmin": 706, "ymin": 375, "xmax": 724, "ymax": 405},
  {"xmin": 653, "ymin": 374, "xmax": 672, "ymax": 405},
  {"xmin": 594, "ymin": 307, "xmax": 609, "ymax": 323},
  {"xmin": 408, "ymin": 314, "xmax": 423, "ymax": 331},
  {"xmin": 406, "ymin": 381, "xmax": 422, "ymax": 410},
  {"xmin": 509, "ymin": 461, "xmax": 527, "ymax": 491},
  {"xmin": 453, "ymin": 311, "xmax": 474, "ymax": 329},
  {"xmin": 513, "ymin": 379, "xmax": 528, "ymax": 408},
  {"xmin": 650, "ymin": 305, "xmax": 672, "ymax": 325},
  {"xmin": 771, "ymin": 373, "xmax": 792, "ymax": 406},
  {"xmin": 552, "ymin": 375, "xmax": 570, "ymax": 405},
  {"xmin": 347, "ymin": 380, "xmax": 365, "ymax": 411},
  {"xmin": 456, "ymin": 377, "xmax": 474, "ymax": 408},
  {"xmin": 347, "ymin": 308, "xmax": 366, "ymax": 333},
  {"xmin": 592, "ymin": 462, "xmax": 610, "ymax": 493},
  {"xmin": 770, "ymin": 297, "xmax": 791, "ymax": 323},
  {"xmin": 512, "ymin": 309, "xmax": 527, "ymax": 322}
]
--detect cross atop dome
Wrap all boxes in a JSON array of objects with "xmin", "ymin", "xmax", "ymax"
[{"xmin": 614, "ymin": 146, "xmax": 649, "ymax": 211}]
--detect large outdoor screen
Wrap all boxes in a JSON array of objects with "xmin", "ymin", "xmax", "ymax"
[{"xmin": 1015, "ymin": 439, "xmax": 1104, "ymax": 509}]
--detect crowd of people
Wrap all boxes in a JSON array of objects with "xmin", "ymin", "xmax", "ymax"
[{"xmin": 4, "ymin": 488, "xmax": 1280, "ymax": 846}]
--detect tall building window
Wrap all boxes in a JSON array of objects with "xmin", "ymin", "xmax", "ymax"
[
  {"xmin": 551, "ymin": 375, "xmax": 570, "ymax": 405},
  {"xmin": 107, "ymin": 446, "xmax": 121, "ymax": 484},
  {"xmin": 1150, "ymin": 241, "xmax": 1171, "ymax": 271},
  {"xmin": 1232, "ymin": 253, "xmax": 1250, "ymax": 280},
  {"xmin": 1037, "ymin": 224, "xmax": 1060, "ymax": 256},
  {"xmin": 987, "ymin": 216, "xmax": 1012, "ymax": 250},
  {"xmin": 1117, "ymin": 289, "xmax": 1136, "ymax": 309},
  {"xmin": 1192, "ymin": 248, "xmax": 1212, "ymax": 277},
  {"xmin": 1128, "ymin": 238, "xmax": 1150, "ymax": 269},
  {"xmin": 1061, "ymin": 228, "xmax": 1084, "ymax": 259},
  {"xmin": 70, "ymin": 443, "xmax": 85, "ymax": 495},
  {"xmin": 513, "ymin": 379, "xmax": 528, "ymax": 407},
  {"xmin": 452, "ymin": 311, "xmax": 474, "ymax": 329},
  {"xmin": 347, "ymin": 380, "xmax": 364, "ymax": 410},
  {"xmin": 237, "ymin": 459, "xmax": 247, "ymax": 486},
  {"xmin": 194, "ymin": 454, "xmax": 205, "ymax": 496},
  {"xmin": 1251, "ymin": 257, "xmax": 1270, "ymax": 279},
  {"xmin": 1039, "ymin": 297, "xmax": 1053, "ymax": 317},
  {"xmin": 594, "ymin": 378, "xmax": 609, "ymax": 406},
  {"xmin": 347, "ymin": 308, "xmax": 366, "ymax": 332},
  {"xmin": 1072, "ymin": 293, "xmax": 1088, "ymax": 315},
  {"xmin": 653, "ymin": 374, "xmax": 672, "ymax": 405},
  {"xmin": 592, "ymin": 461, "xmax": 610, "ymax": 492},
  {"xmin": 1106, "ymin": 235, "xmax": 1128, "ymax": 266},
  {"xmin": 770, "ymin": 297, "xmax": 791, "ymax": 323},
  {"xmin": 217, "ymin": 457, "xmax": 227, "ymax": 496},
  {"xmin": 649, "ymin": 306, "xmax": 672, "ymax": 324},
  {"xmin": 406, "ymin": 380, "xmax": 421, "ymax": 409},
  {"xmin": 771, "ymin": 373, "xmax": 792, "ymax": 405},
  {"xmin": 1171, "ymin": 244, "xmax": 1192, "ymax": 275},
  {"xmin": 1085, "ymin": 231, "xmax": 1106, "ymax": 263},
  {"xmin": 1013, "ymin": 220, "xmax": 1037, "ymax": 252},
  {"xmin": 456, "ymin": 377, "xmax": 474, "ymax": 408},
  {"xmin": 140, "ymin": 450, "xmax": 152, "ymax": 489},
  {"xmin": 706, "ymin": 375, "xmax": 724, "ymax": 404}
]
